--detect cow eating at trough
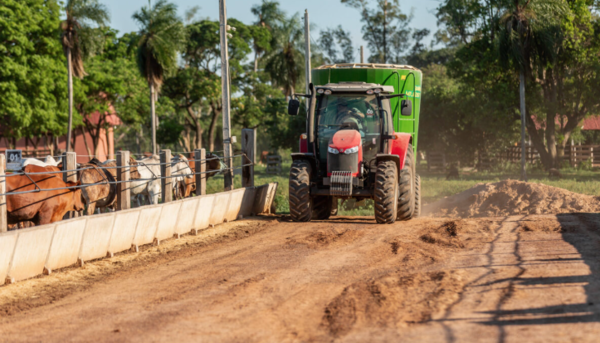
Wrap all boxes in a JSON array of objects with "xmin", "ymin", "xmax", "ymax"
[
  {"xmin": 179, "ymin": 153, "xmax": 224, "ymax": 198},
  {"xmin": 78, "ymin": 158, "xmax": 141, "ymax": 215},
  {"xmin": 5, "ymin": 165, "xmax": 85, "ymax": 227}
]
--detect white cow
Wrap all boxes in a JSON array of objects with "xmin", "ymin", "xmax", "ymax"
[
  {"xmin": 171, "ymin": 155, "xmax": 194, "ymax": 199},
  {"xmin": 130, "ymin": 155, "xmax": 162, "ymax": 206},
  {"xmin": 21, "ymin": 155, "xmax": 62, "ymax": 169}
]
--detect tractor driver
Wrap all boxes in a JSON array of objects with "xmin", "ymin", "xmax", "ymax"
[{"xmin": 335, "ymin": 98, "xmax": 366, "ymax": 131}]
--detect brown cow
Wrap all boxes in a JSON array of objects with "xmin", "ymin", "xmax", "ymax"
[
  {"xmin": 78, "ymin": 158, "xmax": 141, "ymax": 215},
  {"xmin": 180, "ymin": 153, "xmax": 223, "ymax": 198},
  {"xmin": 6, "ymin": 165, "xmax": 85, "ymax": 226}
]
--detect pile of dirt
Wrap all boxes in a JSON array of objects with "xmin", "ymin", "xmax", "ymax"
[
  {"xmin": 322, "ymin": 270, "xmax": 465, "ymax": 337},
  {"xmin": 424, "ymin": 180, "xmax": 600, "ymax": 218}
]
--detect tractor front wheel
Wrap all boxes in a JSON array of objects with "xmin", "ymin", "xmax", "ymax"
[
  {"xmin": 289, "ymin": 160, "xmax": 312, "ymax": 222},
  {"xmin": 374, "ymin": 161, "xmax": 399, "ymax": 224}
]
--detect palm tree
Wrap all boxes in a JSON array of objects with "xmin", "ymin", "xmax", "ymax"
[
  {"xmin": 133, "ymin": 0, "xmax": 184, "ymax": 155},
  {"xmin": 60, "ymin": 0, "xmax": 109, "ymax": 152},
  {"xmin": 498, "ymin": 0, "xmax": 565, "ymax": 178},
  {"xmin": 264, "ymin": 14, "xmax": 304, "ymax": 99},
  {"xmin": 251, "ymin": 0, "xmax": 285, "ymax": 72}
]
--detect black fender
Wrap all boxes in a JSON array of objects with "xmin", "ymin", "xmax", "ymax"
[{"xmin": 291, "ymin": 153, "xmax": 318, "ymax": 172}]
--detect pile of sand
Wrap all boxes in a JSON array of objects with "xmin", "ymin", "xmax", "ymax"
[{"xmin": 423, "ymin": 180, "xmax": 600, "ymax": 218}]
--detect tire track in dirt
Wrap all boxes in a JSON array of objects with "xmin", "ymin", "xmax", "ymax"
[{"xmin": 1, "ymin": 214, "xmax": 600, "ymax": 342}]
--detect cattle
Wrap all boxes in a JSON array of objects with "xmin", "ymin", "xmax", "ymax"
[
  {"xmin": 21, "ymin": 155, "xmax": 62, "ymax": 169},
  {"xmin": 5, "ymin": 165, "xmax": 85, "ymax": 226},
  {"xmin": 181, "ymin": 153, "xmax": 224, "ymax": 197},
  {"xmin": 172, "ymin": 155, "xmax": 194, "ymax": 200},
  {"xmin": 78, "ymin": 158, "xmax": 141, "ymax": 215},
  {"xmin": 131, "ymin": 155, "xmax": 162, "ymax": 206}
]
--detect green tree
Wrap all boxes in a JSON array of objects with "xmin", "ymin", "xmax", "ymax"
[
  {"xmin": 251, "ymin": 0, "xmax": 285, "ymax": 72},
  {"xmin": 436, "ymin": 0, "xmax": 600, "ymax": 171},
  {"xmin": 75, "ymin": 29, "xmax": 153, "ymax": 157},
  {"xmin": 319, "ymin": 26, "xmax": 355, "ymax": 64},
  {"xmin": 133, "ymin": 0, "xmax": 184, "ymax": 154},
  {"xmin": 341, "ymin": 0, "xmax": 411, "ymax": 63},
  {"xmin": 165, "ymin": 18, "xmax": 261, "ymax": 151},
  {"xmin": 60, "ymin": 0, "xmax": 110, "ymax": 151},
  {"xmin": 264, "ymin": 14, "xmax": 304, "ymax": 99},
  {"xmin": 0, "ymin": 0, "xmax": 67, "ymax": 151}
]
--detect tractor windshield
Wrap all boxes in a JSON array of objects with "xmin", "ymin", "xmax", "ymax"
[{"xmin": 316, "ymin": 94, "xmax": 386, "ymax": 167}]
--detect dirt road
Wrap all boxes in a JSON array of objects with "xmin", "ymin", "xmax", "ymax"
[{"xmin": 1, "ymin": 213, "xmax": 600, "ymax": 342}]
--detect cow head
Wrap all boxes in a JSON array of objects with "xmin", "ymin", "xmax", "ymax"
[
  {"xmin": 206, "ymin": 153, "xmax": 223, "ymax": 178},
  {"xmin": 129, "ymin": 157, "xmax": 141, "ymax": 180}
]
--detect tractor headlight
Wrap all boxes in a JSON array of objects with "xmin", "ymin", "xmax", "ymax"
[
  {"xmin": 344, "ymin": 146, "xmax": 359, "ymax": 154},
  {"xmin": 328, "ymin": 147, "xmax": 340, "ymax": 154}
]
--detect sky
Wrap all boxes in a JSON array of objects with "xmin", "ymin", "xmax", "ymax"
[{"xmin": 101, "ymin": 0, "xmax": 441, "ymax": 61}]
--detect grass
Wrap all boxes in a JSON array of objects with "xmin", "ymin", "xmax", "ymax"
[{"xmin": 206, "ymin": 159, "xmax": 600, "ymax": 216}]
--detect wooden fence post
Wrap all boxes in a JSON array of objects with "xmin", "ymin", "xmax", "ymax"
[
  {"xmin": 62, "ymin": 152, "xmax": 77, "ymax": 183},
  {"xmin": 242, "ymin": 128, "xmax": 256, "ymax": 187},
  {"xmin": 194, "ymin": 149, "xmax": 206, "ymax": 196},
  {"xmin": 0, "ymin": 154, "xmax": 6, "ymax": 232},
  {"xmin": 160, "ymin": 149, "xmax": 172, "ymax": 203},
  {"xmin": 116, "ymin": 151, "xmax": 130, "ymax": 210},
  {"xmin": 62, "ymin": 152, "xmax": 78, "ymax": 218}
]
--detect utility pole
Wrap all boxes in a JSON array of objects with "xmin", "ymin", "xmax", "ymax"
[
  {"xmin": 219, "ymin": 0, "xmax": 234, "ymax": 191},
  {"xmin": 360, "ymin": 46, "xmax": 364, "ymax": 63},
  {"xmin": 520, "ymin": 71, "xmax": 527, "ymax": 182},
  {"xmin": 304, "ymin": 10, "xmax": 311, "ymax": 94},
  {"xmin": 66, "ymin": 48, "xmax": 73, "ymax": 152}
]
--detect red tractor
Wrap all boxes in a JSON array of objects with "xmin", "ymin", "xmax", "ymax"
[{"xmin": 287, "ymin": 72, "xmax": 421, "ymax": 224}]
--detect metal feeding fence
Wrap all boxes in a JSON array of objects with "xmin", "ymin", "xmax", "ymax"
[{"xmin": 0, "ymin": 129, "xmax": 258, "ymax": 232}]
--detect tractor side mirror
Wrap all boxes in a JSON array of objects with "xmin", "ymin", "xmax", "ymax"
[
  {"xmin": 288, "ymin": 99, "xmax": 300, "ymax": 116},
  {"xmin": 401, "ymin": 99, "xmax": 413, "ymax": 116}
]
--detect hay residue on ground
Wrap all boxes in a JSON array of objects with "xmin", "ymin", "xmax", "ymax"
[{"xmin": 423, "ymin": 180, "xmax": 600, "ymax": 218}]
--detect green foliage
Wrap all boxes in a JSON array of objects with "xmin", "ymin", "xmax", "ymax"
[
  {"xmin": 157, "ymin": 115, "xmax": 184, "ymax": 145},
  {"xmin": 341, "ymin": 0, "xmax": 412, "ymax": 63},
  {"xmin": 0, "ymin": 0, "xmax": 68, "ymax": 139},
  {"xmin": 263, "ymin": 98, "xmax": 307, "ymax": 150},
  {"xmin": 319, "ymin": 26, "xmax": 355, "ymax": 64},
  {"xmin": 133, "ymin": 0, "xmax": 184, "ymax": 88},
  {"xmin": 263, "ymin": 14, "xmax": 305, "ymax": 98},
  {"xmin": 61, "ymin": 0, "xmax": 110, "ymax": 78}
]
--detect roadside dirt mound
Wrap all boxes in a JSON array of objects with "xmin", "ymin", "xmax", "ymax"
[
  {"xmin": 424, "ymin": 180, "xmax": 600, "ymax": 218},
  {"xmin": 322, "ymin": 270, "xmax": 465, "ymax": 337}
]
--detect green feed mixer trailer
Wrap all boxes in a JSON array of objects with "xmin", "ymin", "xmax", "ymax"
[{"xmin": 287, "ymin": 63, "xmax": 422, "ymax": 224}]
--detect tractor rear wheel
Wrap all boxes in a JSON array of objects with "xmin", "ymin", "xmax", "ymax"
[
  {"xmin": 312, "ymin": 196, "xmax": 333, "ymax": 220},
  {"xmin": 414, "ymin": 174, "xmax": 421, "ymax": 217},
  {"xmin": 374, "ymin": 160, "xmax": 399, "ymax": 224},
  {"xmin": 289, "ymin": 160, "xmax": 312, "ymax": 222},
  {"xmin": 397, "ymin": 144, "xmax": 416, "ymax": 221}
]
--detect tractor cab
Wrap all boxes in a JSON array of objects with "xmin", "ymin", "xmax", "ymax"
[{"xmin": 313, "ymin": 83, "xmax": 395, "ymax": 180}]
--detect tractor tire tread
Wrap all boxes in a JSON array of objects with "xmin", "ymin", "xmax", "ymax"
[
  {"xmin": 374, "ymin": 161, "xmax": 398, "ymax": 224},
  {"xmin": 289, "ymin": 160, "xmax": 312, "ymax": 222},
  {"xmin": 414, "ymin": 174, "xmax": 421, "ymax": 217},
  {"xmin": 312, "ymin": 196, "xmax": 332, "ymax": 220},
  {"xmin": 397, "ymin": 145, "xmax": 416, "ymax": 221}
]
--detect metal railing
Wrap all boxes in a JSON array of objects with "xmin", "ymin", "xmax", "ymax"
[{"xmin": 0, "ymin": 128, "xmax": 258, "ymax": 232}]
